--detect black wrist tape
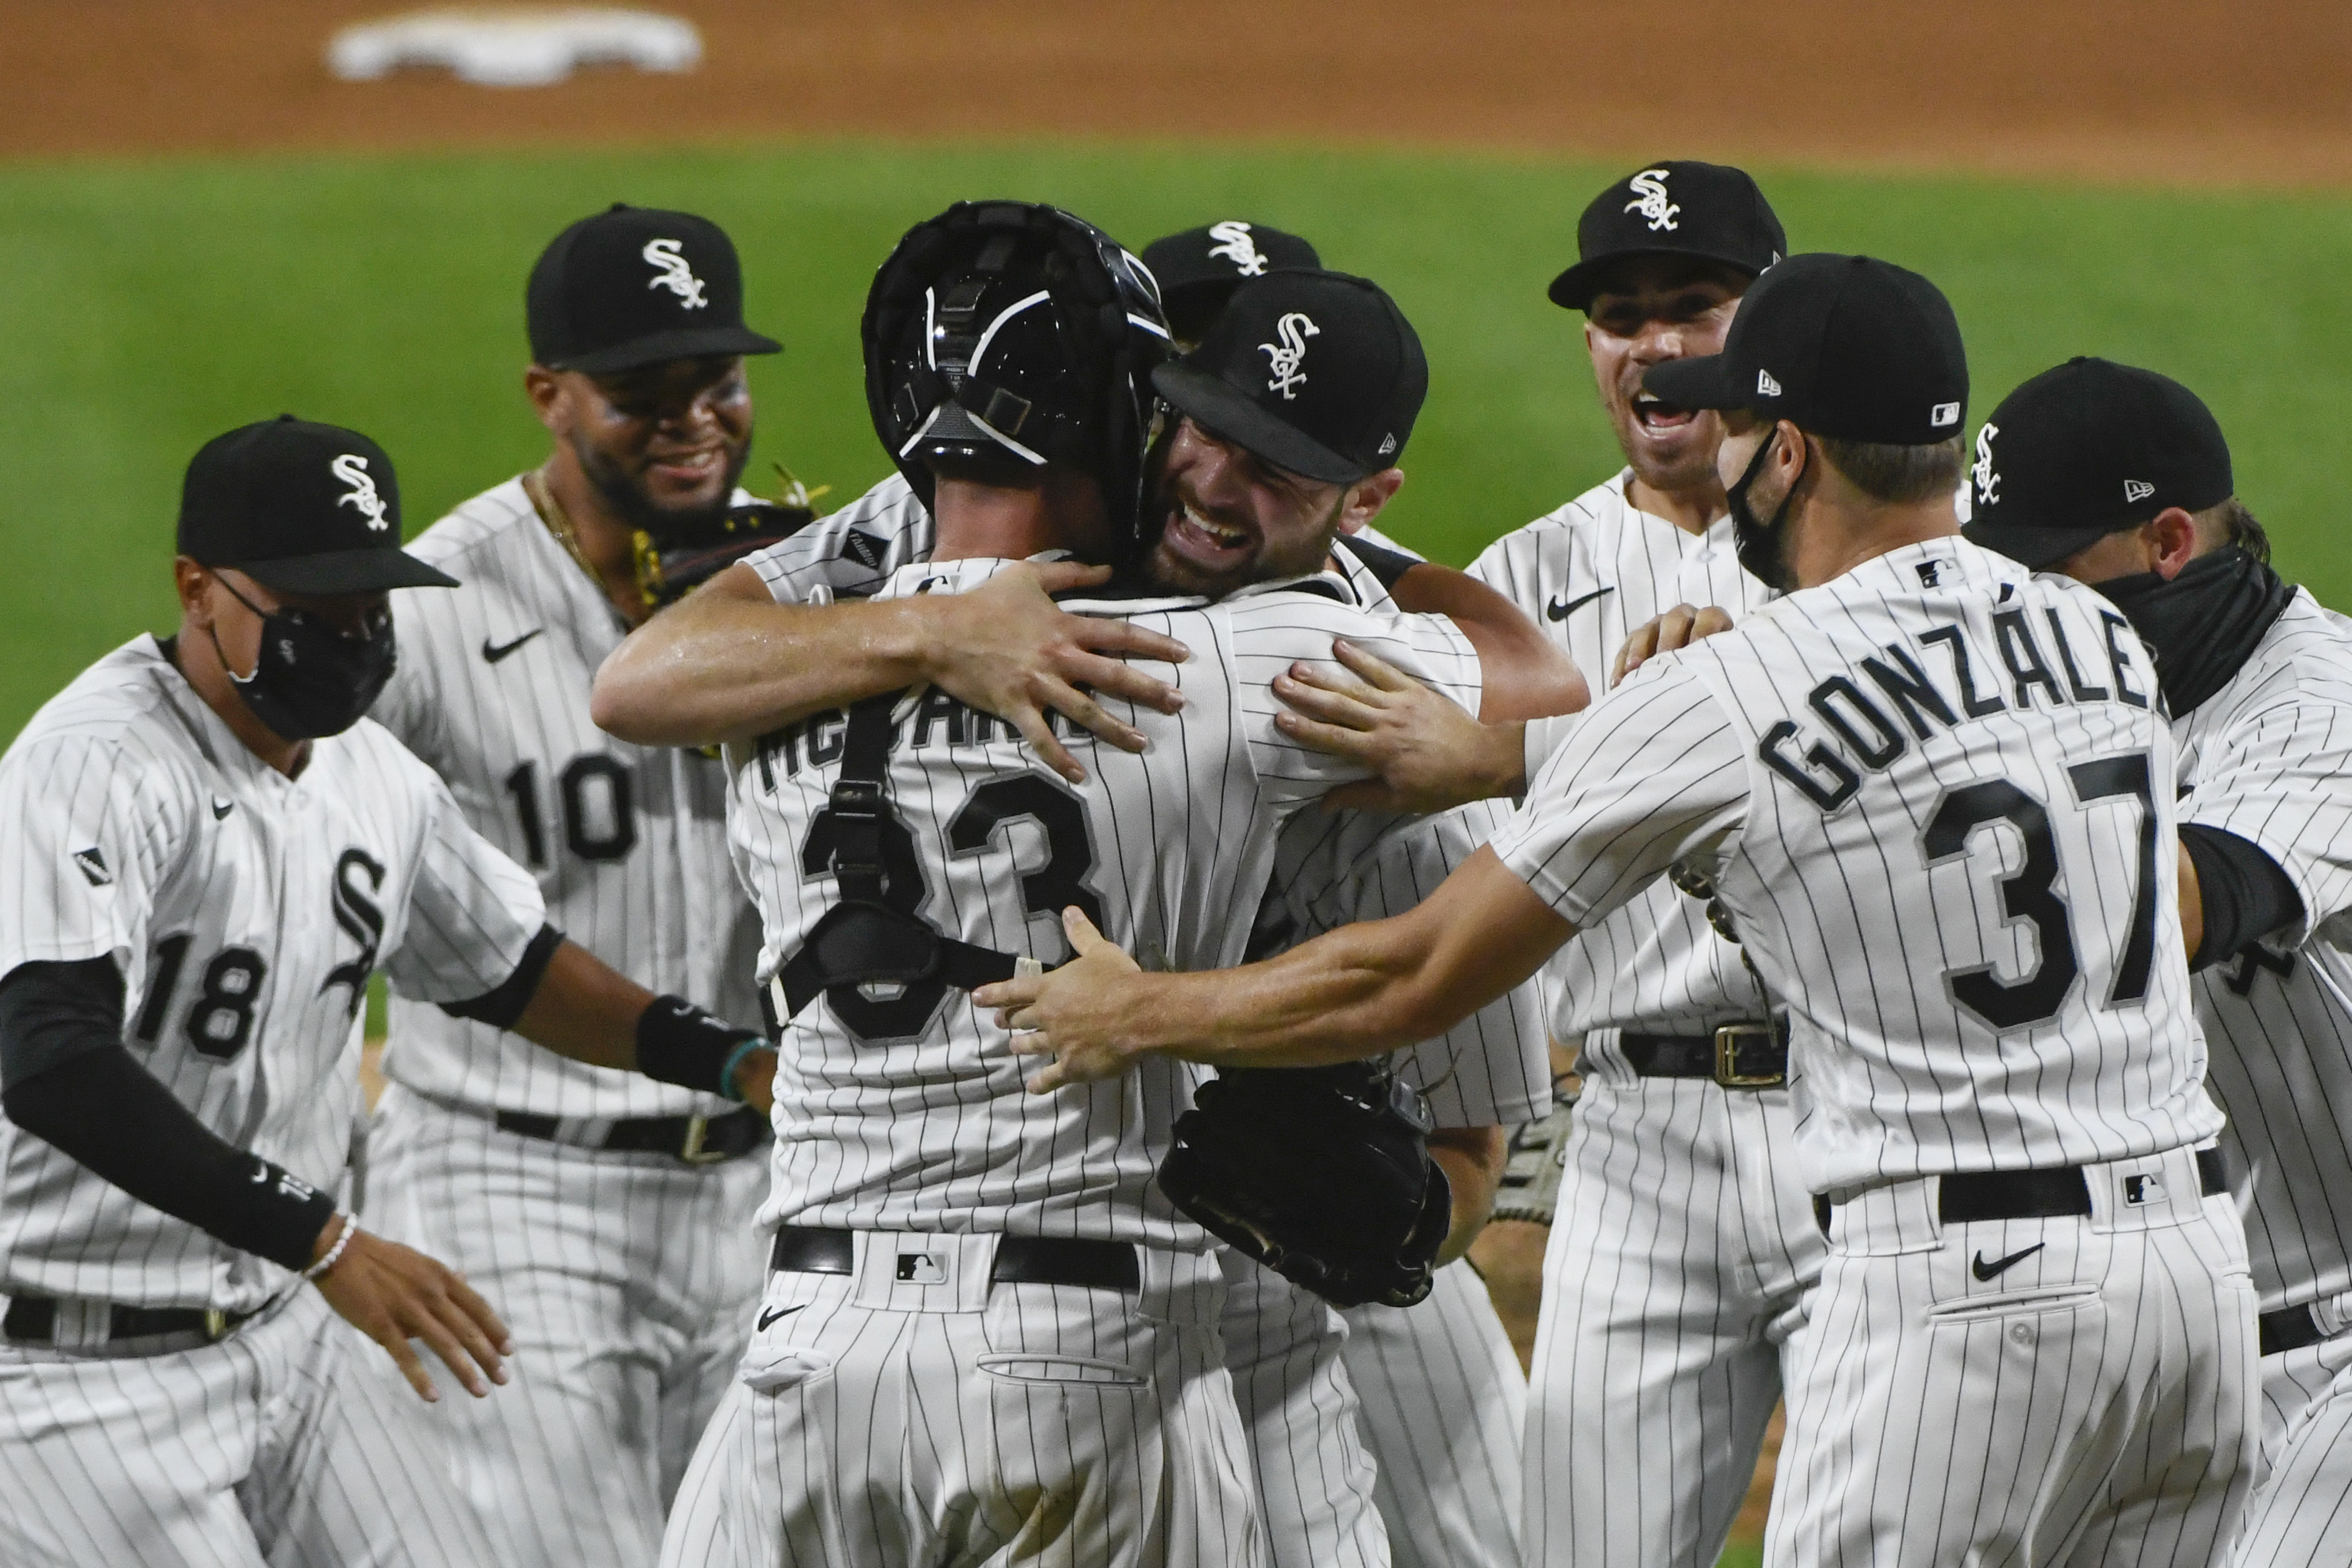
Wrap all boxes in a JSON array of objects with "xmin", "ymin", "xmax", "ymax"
[{"xmin": 636, "ymin": 995, "xmax": 762, "ymax": 1098}]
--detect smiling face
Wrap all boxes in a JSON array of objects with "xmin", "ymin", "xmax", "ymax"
[
  {"xmin": 1141, "ymin": 417, "xmax": 1355, "ymax": 596},
  {"xmin": 1582, "ymin": 257, "xmax": 1749, "ymax": 501},
  {"xmin": 534, "ymin": 354, "xmax": 753, "ymax": 537}
]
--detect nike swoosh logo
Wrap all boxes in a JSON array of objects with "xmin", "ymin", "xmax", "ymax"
[
  {"xmin": 482, "ymin": 629, "xmax": 544, "ymax": 664},
  {"xmin": 212, "ymin": 797, "xmax": 234, "ymax": 820},
  {"xmin": 1546, "ymin": 586, "xmax": 1614, "ymax": 622},
  {"xmin": 1971, "ymin": 1243, "xmax": 2046, "ymax": 1281},
  {"xmin": 756, "ymin": 1303, "xmax": 807, "ymax": 1331}
]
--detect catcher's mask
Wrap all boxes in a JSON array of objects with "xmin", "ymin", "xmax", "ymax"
[{"xmin": 864, "ymin": 201, "xmax": 1171, "ymax": 561}]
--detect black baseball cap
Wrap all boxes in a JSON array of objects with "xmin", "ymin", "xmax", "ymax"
[
  {"xmin": 1643, "ymin": 253, "xmax": 1968, "ymax": 445},
  {"xmin": 1961, "ymin": 358, "xmax": 2234, "ymax": 569},
  {"xmin": 1142, "ymin": 221, "xmax": 1322, "ymax": 339},
  {"xmin": 1151, "ymin": 270, "xmax": 1426, "ymax": 485},
  {"xmin": 527, "ymin": 204, "xmax": 782, "ymax": 374},
  {"xmin": 178, "ymin": 416, "xmax": 458, "ymax": 594},
  {"xmin": 1548, "ymin": 161, "xmax": 1785, "ymax": 311}
]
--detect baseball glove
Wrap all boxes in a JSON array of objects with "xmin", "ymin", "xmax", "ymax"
[
  {"xmin": 1158, "ymin": 1061, "xmax": 1451, "ymax": 1309},
  {"xmin": 1489, "ymin": 1083, "xmax": 1576, "ymax": 1226},
  {"xmin": 631, "ymin": 465, "xmax": 830, "ymax": 609}
]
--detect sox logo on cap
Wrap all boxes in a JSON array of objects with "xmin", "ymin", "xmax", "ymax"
[
  {"xmin": 330, "ymin": 453, "xmax": 391, "ymax": 532},
  {"xmin": 1207, "ymin": 220, "xmax": 1270, "ymax": 277},
  {"xmin": 1624, "ymin": 169, "xmax": 1680, "ymax": 232},
  {"xmin": 1263, "ymin": 312, "xmax": 1320, "ymax": 399},
  {"xmin": 642, "ymin": 237, "xmax": 708, "ymax": 309}
]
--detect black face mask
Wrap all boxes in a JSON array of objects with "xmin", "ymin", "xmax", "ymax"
[
  {"xmin": 2094, "ymin": 545, "xmax": 2295, "ymax": 716},
  {"xmin": 208, "ymin": 577, "xmax": 397, "ymax": 741},
  {"xmin": 1726, "ymin": 427, "xmax": 1803, "ymax": 592}
]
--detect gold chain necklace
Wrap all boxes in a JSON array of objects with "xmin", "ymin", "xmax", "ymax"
[{"xmin": 521, "ymin": 466, "xmax": 602, "ymax": 586}]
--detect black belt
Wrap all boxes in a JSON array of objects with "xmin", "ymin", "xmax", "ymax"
[
  {"xmin": 768, "ymin": 1227, "xmax": 1140, "ymax": 1292},
  {"xmin": 1621, "ymin": 1024, "xmax": 1786, "ymax": 1088},
  {"xmin": 495, "ymin": 1104, "xmax": 768, "ymax": 1165},
  {"xmin": 2260, "ymin": 1303, "xmax": 2328, "ymax": 1358},
  {"xmin": 3, "ymin": 1296, "xmax": 259, "ymax": 1346},
  {"xmin": 1814, "ymin": 1148, "xmax": 2230, "ymax": 1234}
]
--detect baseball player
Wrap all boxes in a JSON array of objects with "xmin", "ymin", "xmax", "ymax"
[
  {"xmin": 603, "ymin": 244, "xmax": 1569, "ymax": 1566},
  {"xmin": 0, "ymin": 416, "xmax": 776, "ymax": 1568},
  {"xmin": 987, "ymin": 254, "xmax": 2259, "ymax": 1568},
  {"xmin": 1959, "ymin": 360, "xmax": 2352, "ymax": 1566},
  {"xmin": 1141, "ymin": 221, "xmax": 1321, "ymax": 349},
  {"xmin": 361, "ymin": 203, "xmax": 790, "ymax": 1568},
  {"xmin": 1273, "ymin": 162, "xmax": 1809, "ymax": 1567},
  {"xmin": 674, "ymin": 203, "xmax": 1506, "ymax": 1566}
]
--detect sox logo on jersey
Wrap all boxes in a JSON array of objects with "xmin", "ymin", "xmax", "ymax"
[
  {"xmin": 642, "ymin": 237, "xmax": 708, "ymax": 309},
  {"xmin": 1623, "ymin": 169, "xmax": 1680, "ymax": 231},
  {"xmin": 332, "ymin": 452, "xmax": 391, "ymax": 530},
  {"xmin": 1207, "ymin": 220, "xmax": 1270, "ymax": 276},
  {"xmin": 1262, "ymin": 312, "xmax": 1320, "ymax": 400}
]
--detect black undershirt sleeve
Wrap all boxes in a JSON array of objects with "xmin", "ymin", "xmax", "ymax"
[
  {"xmin": 438, "ymin": 922, "xmax": 564, "ymax": 1028},
  {"xmin": 2180, "ymin": 823, "xmax": 2306, "ymax": 972},
  {"xmin": 0, "ymin": 959, "xmax": 337, "ymax": 1273},
  {"xmin": 1332, "ymin": 533, "xmax": 1420, "ymax": 591}
]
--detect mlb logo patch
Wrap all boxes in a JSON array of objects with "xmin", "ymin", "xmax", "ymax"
[
  {"xmin": 2123, "ymin": 1173, "xmax": 2164, "ymax": 1206},
  {"xmin": 1930, "ymin": 402, "xmax": 1961, "ymax": 428},
  {"xmin": 1916, "ymin": 559, "xmax": 1951, "ymax": 588},
  {"xmin": 896, "ymin": 1250, "xmax": 946, "ymax": 1284}
]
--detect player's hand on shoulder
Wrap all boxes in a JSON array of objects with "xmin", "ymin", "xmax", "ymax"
[
  {"xmin": 927, "ymin": 561, "xmax": 1191, "ymax": 785},
  {"xmin": 1611, "ymin": 603, "xmax": 1736, "ymax": 686},
  {"xmin": 1275, "ymin": 637, "xmax": 1525, "ymax": 813},
  {"xmin": 310, "ymin": 1220, "xmax": 512, "ymax": 1403},
  {"xmin": 977, "ymin": 908, "xmax": 1148, "ymax": 1093}
]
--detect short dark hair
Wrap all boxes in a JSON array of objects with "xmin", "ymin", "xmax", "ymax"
[
  {"xmin": 1814, "ymin": 433, "xmax": 1965, "ymax": 506},
  {"xmin": 2200, "ymin": 496, "xmax": 2270, "ymax": 564}
]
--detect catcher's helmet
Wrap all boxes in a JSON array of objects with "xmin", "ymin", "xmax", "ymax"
[{"xmin": 863, "ymin": 201, "xmax": 1171, "ymax": 558}]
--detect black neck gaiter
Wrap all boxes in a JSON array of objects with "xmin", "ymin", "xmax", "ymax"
[{"xmin": 2095, "ymin": 546, "xmax": 2295, "ymax": 716}]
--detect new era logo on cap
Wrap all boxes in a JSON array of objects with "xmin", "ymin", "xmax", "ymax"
[
  {"xmin": 2124, "ymin": 478, "xmax": 2156, "ymax": 503},
  {"xmin": 1758, "ymin": 369, "xmax": 1782, "ymax": 397}
]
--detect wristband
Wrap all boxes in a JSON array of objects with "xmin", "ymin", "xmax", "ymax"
[
  {"xmin": 303, "ymin": 1213, "xmax": 357, "ymax": 1280},
  {"xmin": 636, "ymin": 994, "xmax": 763, "ymax": 1097},
  {"xmin": 716, "ymin": 1035, "xmax": 772, "ymax": 1104}
]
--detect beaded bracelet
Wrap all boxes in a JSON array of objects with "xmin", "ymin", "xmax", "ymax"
[{"xmin": 303, "ymin": 1213, "xmax": 357, "ymax": 1281}]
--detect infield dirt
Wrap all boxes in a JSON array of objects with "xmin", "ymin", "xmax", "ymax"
[{"xmin": 2, "ymin": 0, "xmax": 2344, "ymax": 186}]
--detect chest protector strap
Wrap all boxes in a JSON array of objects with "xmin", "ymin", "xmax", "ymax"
[{"xmin": 770, "ymin": 692, "xmax": 1030, "ymax": 1024}]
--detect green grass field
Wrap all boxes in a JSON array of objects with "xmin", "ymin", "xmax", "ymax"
[{"xmin": 5, "ymin": 139, "xmax": 2352, "ymax": 740}]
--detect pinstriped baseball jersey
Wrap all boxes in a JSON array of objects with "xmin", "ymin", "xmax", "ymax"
[
  {"xmin": 1467, "ymin": 472, "xmax": 1774, "ymax": 1079},
  {"xmin": 1257, "ymin": 801, "xmax": 1550, "ymax": 1128},
  {"xmin": 0, "ymin": 636, "xmax": 545, "ymax": 1311},
  {"xmin": 1491, "ymin": 538, "xmax": 2223, "ymax": 1191},
  {"xmin": 728, "ymin": 556, "xmax": 1482, "ymax": 1245},
  {"xmin": 744, "ymin": 470, "xmax": 934, "ymax": 606},
  {"xmin": 370, "ymin": 477, "xmax": 761, "ymax": 1118},
  {"xmin": 1276, "ymin": 522, "xmax": 1550, "ymax": 1128},
  {"xmin": 2176, "ymin": 589, "xmax": 2352, "ymax": 1315}
]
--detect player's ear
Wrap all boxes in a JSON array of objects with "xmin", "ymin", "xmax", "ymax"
[
  {"xmin": 173, "ymin": 558, "xmax": 215, "ymax": 627},
  {"xmin": 1341, "ymin": 469, "xmax": 1406, "ymax": 534},
  {"xmin": 524, "ymin": 365, "xmax": 567, "ymax": 434},
  {"xmin": 2146, "ymin": 508, "xmax": 2199, "ymax": 582}
]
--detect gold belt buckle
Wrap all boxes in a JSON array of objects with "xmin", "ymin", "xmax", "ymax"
[
  {"xmin": 679, "ymin": 1112, "xmax": 730, "ymax": 1166},
  {"xmin": 1712, "ymin": 1023, "xmax": 1785, "ymax": 1089},
  {"xmin": 203, "ymin": 1307, "xmax": 229, "ymax": 1341}
]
